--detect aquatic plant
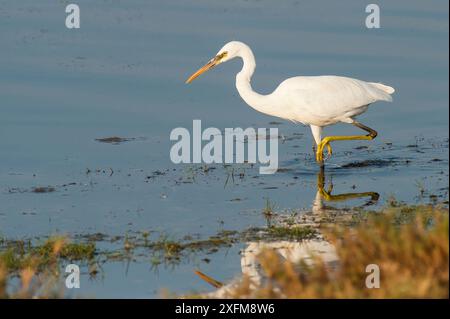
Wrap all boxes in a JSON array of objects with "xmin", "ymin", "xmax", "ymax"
[
  {"xmin": 223, "ymin": 205, "xmax": 449, "ymax": 298},
  {"xmin": 0, "ymin": 237, "xmax": 96, "ymax": 298}
]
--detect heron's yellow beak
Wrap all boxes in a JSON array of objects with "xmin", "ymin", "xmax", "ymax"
[{"xmin": 185, "ymin": 53, "xmax": 227, "ymax": 84}]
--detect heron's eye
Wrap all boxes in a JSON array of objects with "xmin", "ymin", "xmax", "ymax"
[{"xmin": 217, "ymin": 52, "xmax": 228, "ymax": 59}]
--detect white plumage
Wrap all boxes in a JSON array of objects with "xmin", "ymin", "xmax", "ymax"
[{"xmin": 186, "ymin": 41, "xmax": 395, "ymax": 164}]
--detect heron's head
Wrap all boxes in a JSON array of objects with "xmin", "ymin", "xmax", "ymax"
[{"xmin": 185, "ymin": 41, "xmax": 243, "ymax": 84}]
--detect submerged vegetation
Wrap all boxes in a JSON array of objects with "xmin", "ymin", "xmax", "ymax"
[
  {"xmin": 0, "ymin": 237, "xmax": 96, "ymax": 298},
  {"xmin": 1, "ymin": 198, "xmax": 448, "ymax": 298},
  {"xmin": 0, "ymin": 220, "xmax": 319, "ymax": 298},
  {"xmin": 219, "ymin": 204, "xmax": 449, "ymax": 299},
  {"xmin": 266, "ymin": 226, "xmax": 317, "ymax": 240}
]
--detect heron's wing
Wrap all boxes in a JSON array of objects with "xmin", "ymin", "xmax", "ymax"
[{"xmin": 278, "ymin": 76, "xmax": 393, "ymax": 122}]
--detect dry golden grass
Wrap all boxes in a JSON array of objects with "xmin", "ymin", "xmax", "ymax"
[{"xmin": 226, "ymin": 205, "xmax": 449, "ymax": 298}]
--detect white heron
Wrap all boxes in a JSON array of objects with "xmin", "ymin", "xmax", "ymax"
[{"xmin": 186, "ymin": 41, "xmax": 395, "ymax": 164}]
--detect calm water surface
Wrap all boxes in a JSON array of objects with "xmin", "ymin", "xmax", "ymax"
[{"xmin": 0, "ymin": 0, "xmax": 448, "ymax": 297}]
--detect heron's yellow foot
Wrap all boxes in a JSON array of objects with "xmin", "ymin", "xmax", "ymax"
[
  {"xmin": 315, "ymin": 140, "xmax": 333, "ymax": 163},
  {"xmin": 324, "ymin": 143, "xmax": 332, "ymax": 160}
]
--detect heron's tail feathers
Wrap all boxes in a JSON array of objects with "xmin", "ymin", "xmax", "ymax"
[
  {"xmin": 370, "ymin": 82, "xmax": 395, "ymax": 94},
  {"xmin": 369, "ymin": 82, "xmax": 395, "ymax": 102}
]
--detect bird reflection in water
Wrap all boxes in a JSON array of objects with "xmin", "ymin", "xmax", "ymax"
[
  {"xmin": 195, "ymin": 167, "xmax": 380, "ymax": 296},
  {"xmin": 313, "ymin": 166, "xmax": 379, "ymax": 214}
]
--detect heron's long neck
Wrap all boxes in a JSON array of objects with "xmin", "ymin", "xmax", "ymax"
[{"xmin": 235, "ymin": 47, "xmax": 275, "ymax": 116}]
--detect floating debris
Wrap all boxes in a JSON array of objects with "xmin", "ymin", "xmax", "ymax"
[
  {"xmin": 31, "ymin": 186, "xmax": 55, "ymax": 193},
  {"xmin": 340, "ymin": 159, "xmax": 393, "ymax": 169},
  {"xmin": 95, "ymin": 136, "xmax": 145, "ymax": 145}
]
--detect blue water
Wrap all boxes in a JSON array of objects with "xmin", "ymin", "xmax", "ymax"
[{"xmin": 0, "ymin": 0, "xmax": 448, "ymax": 297}]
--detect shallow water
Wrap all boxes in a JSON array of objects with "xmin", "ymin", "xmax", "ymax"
[{"xmin": 0, "ymin": 0, "xmax": 448, "ymax": 297}]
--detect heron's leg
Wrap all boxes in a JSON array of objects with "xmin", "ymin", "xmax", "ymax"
[
  {"xmin": 315, "ymin": 121, "xmax": 378, "ymax": 163},
  {"xmin": 310, "ymin": 125, "xmax": 332, "ymax": 162}
]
